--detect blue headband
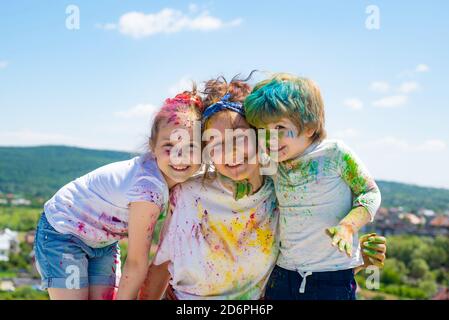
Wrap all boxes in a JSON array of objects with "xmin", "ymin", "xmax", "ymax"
[{"xmin": 202, "ymin": 93, "xmax": 245, "ymax": 125}]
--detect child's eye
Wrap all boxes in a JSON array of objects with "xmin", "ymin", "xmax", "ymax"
[{"xmin": 275, "ymin": 125, "xmax": 286, "ymax": 130}]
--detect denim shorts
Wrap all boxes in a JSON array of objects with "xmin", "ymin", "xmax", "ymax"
[
  {"xmin": 33, "ymin": 212, "xmax": 121, "ymax": 290},
  {"xmin": 265, "ymin": 265, "xmax": 357, "ymax": 300}
]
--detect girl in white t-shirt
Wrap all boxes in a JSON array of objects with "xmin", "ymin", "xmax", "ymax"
[{"xmin": 33, "ymin": 90, "xmax": 204, "ymax": 300}]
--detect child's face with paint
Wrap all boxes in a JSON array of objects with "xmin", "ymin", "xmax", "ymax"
[
  {"xmin": 206, "ymin": 112, "xmax": 259, "ymax": 182},
  {"xmin": 263, "ymin": 118, "xmax": 315, "ymax": 162},
  {"xmin": 153, "ymin": 119, "xmax": 201, "ymax": 187}
]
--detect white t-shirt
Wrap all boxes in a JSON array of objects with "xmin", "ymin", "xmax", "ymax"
[
  {"xmin": 44, "ymin": 153, "xmax": 169, "ymax": 248},
  {"xmin": 154, "ymin": 175, "xmax": 279, "ymax": 300},
  {"xmin": 273, "ymin": 139, "xmax": 381, "ymax": 272}
]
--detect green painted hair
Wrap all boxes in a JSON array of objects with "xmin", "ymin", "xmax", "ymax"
[{"xmin": 244, "ymin": 73, "xmax": 326, "ymax": 142}]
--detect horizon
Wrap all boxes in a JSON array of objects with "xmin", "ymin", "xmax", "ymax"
[{"xmin": 1, "ymin": 143, "xmax": 448, "ymax": 192}]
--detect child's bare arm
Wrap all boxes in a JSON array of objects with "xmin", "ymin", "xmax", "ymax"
[
  {"xmin": 138, "ymin": 262, "xmax": 171, "ymax": 300},
  {"xmin": 115, "ymin": 202, "xmax": 160, "ymax": 300},
  {"xmin": 327, "ymin": 142, "xmax": 382, "ymax": 257}
]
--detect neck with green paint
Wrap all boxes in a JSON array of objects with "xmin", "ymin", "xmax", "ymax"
[{"xmin": 218, "ymin": 170, "xmax": 263, "ymax": 201}]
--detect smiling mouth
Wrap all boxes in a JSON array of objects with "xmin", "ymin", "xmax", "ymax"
[
  {"xmin": 169, "ymin": 164, "xmax": 190, "ymax": 172},
  {"xmin": 270, "ymin": 145, "xmax": 287, "ymax": 152},
  {"xmin": 225, "ymin": 162, "xmax": 244, "ymax": 169}
]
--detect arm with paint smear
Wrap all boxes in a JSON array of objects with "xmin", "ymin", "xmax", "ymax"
[
  {"xmin": 355, "ymin": 233, "xmax": 387, "ymax": 274},
  {"xmin": 116, "ymin": 202, "xmax": 160, "ymax": 300},
  {"xmin": 326, "ymin": 142, "xmax": 382, "ymax": 257}
]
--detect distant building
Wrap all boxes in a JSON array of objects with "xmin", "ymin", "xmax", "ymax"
[
  {"xmin": 429, "ymin": 215, "xmax": 449, "ymax": 236},
  {"xmin": 371, "ymin": 207, "xmax": 447, "ymax": 236},
  {"xmin": 418, "ymin": 209, "xmax": 436, "ymax": 218},
  {"xmin": 399, "ymin": 213, "xmax": 425, "ymax": 226},
  {"xmin": 13, "ymin": 277, "xmax": 42, "ymax": 288},
  {"xmin": 0, "ymin": 280, "xmax": 15, "ymax": 292},
  {"xmin": 11, "ymin": 198, "xmax": 31, "ymax": 206},
  {"xmin": 0, "ymin": 229, "xmax": 20, "ymax": 262}
]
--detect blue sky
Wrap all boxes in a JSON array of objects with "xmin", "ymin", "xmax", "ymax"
[{"xmin": 1, "ymin": 0, "xmax": 448, "ymax": 188}]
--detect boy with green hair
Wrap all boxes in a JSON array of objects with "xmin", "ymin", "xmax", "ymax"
[{"xmin": 244, "ymin": 73, "xmax": 381, "ymax": 300}]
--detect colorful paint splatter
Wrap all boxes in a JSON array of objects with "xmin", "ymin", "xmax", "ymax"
[
  {"xmin": 153, "ymin": 175, "xmax": 279, "ymax": 300},
  {"xmin": 273, "ymin": 139, "xmax": 381, "ymax": 272}
]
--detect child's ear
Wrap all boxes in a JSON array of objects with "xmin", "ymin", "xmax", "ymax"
[{"xmin": 304, "ymin": 125, "xmax": 316, "ymax": 138}]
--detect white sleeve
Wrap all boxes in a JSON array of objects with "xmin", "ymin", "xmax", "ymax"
[{"xmin": 126, "ymin": 176, "xmax": 166, "ymax": 211}]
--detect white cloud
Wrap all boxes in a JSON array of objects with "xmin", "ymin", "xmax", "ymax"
[
  {"xmin": 398, "ymin": 81, "xmax": 420, "ymax": 94},
  {"xmin": 370, "ymin": 81, "xmax": 390, "ymax": 93},
  {"xmin": 415, "ymin": 64, "xmax": 430, "ymax": 73},
  {"xmin": 418, "ymin": 139, "xmax": 447, "ymax": 152},
  {"xmin": 114, "ymin": 104, "xmax": 159, "ymax": 119},
  {"xmin": 100, "ymin": 8, "xmax": 242, "ymax": 39},
  {"xmin": 343, "ymin": 98, "xmax": 363, "ymax": 110},
  {"xmin": 372, "ymin": 95, "xmax": 408, "ymax": 108},
  {"xmin": 0, "ymin": 60, "xmax": 8, "ymax": 69}
]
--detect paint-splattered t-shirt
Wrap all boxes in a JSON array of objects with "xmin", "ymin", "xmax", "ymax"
[
  {"xmin": 154, "ymin": 175, "xmax": 279, "ymax": 300},
  {"xmin": 273, "ymin": 139, "xmax": 381, "ymax": 272},
  {"xmin": 44, "ymin": 153, "xmax": 169, "ymax": 248}
]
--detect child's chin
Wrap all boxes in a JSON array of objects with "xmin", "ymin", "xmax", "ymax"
[{"xmin": 169, "ymin": 171, "xmax": 193, "ymax": 183}]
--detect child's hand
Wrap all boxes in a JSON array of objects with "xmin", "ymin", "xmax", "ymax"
[
  {"xmin": 326, "ymin": 224, "xmax": 354, "ymax": 257},
  {"xmin": 360, "ymin": 233, "xmax": 387, "ymax": 268}
]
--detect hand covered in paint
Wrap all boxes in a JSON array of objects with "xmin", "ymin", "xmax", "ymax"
[
  {"xmin": 326, "ymin": 224, "xmax": 354, "ymax": 257},
  {"xmin": 360, "ymin": 233, "xmax": 387, "ymax": 268}
]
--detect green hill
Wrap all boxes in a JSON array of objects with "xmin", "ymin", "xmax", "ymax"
[
  {"xmin": 0, "ymin": 146, "xmax": 133, "ymax": 198},
  {"xmin": 1, "ymin": 146, "xmax": 449, "ymax": 213}
]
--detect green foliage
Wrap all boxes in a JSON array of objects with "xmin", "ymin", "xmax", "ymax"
[
  {"xmin": 0, "ymin": 207, "xmax": 42, "ymax": 231},
  {"xmin": 0, "ymin": 286, "xmax": 49, "ymax": 300},
  {"xmin": 0, "ymin": 146, "xmax": 133, "ymax": 199},
  {"xmin": 409, "ymin": 259, "xmax": 430, "ymax": 279},
  {"xmin": 381, "ymin": 284, "xmax": 428, "ymax": 299},
  {"xmin": 0, "ymin": 242, "xmax": 35, "ymax": 274},
  {"xmin": 377, "ymin": 180, "xmax": 449, "ymax": 212},
  {"xmin": 381, "ymin": 259, "xmax": 408, "ymax": 285},
  {"xmin": 359, "ymin": 235, "xmax": 449, "ymax": 299}
]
